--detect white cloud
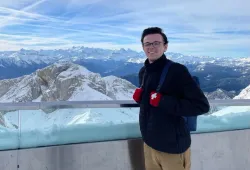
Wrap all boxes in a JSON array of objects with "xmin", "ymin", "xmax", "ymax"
[
  {"xmin": 0, "ymin": 0, "xmax": 249, "ymax": 57},
  {"xmin": 0, "ymin": 40, "xmax": 23, "ymax": 51},
  {"xmin": 89, "ymin": 0, "xmax": 250, "ymax": 33},
  {"xmin": 0, "ymin": 0, "xmax": 49, "ymax": 28},
  {"xmin": 0, "ymin": 0, "xmax": 35, "ymax": 9}
]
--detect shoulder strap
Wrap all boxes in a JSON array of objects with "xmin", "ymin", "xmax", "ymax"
[
  {"xmin": 156, "ymin": 61, "xmax": 173, "ymax": 92},
  {"xmin": 140, "ymin": 69, "xmax": 147, "ymax": 88}
]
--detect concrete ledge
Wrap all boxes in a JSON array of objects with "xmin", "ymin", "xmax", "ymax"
[{"xmin": 191, "ymin": 129, "xmax": 250, "ymax": 170}]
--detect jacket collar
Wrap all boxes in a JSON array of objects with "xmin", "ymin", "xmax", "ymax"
[{"xmin": 144, "ymin": 54, "xmax": 168, "ymax": 73}]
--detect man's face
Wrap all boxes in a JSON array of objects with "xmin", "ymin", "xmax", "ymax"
[{"xmin": 142, "ymin": 34, "xmax": 168, "ymax": 63}]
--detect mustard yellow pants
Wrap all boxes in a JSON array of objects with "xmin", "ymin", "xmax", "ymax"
[{"xmin": 143, "ymin": 143, "xmax": 191, "ymax": 170}]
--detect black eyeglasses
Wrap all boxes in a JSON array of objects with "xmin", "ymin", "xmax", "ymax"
[{"xmin": 143, "ymin": 41, "xmax": 163, "ymax": 47}]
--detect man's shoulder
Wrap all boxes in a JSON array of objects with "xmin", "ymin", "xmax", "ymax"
[
  {"xmin": 169, "ymin": 60, "xmax": 188, "ymax": 73},
  {"xmin": 169, "ymin": 60, "xmax": 195, "ymax": 83}
]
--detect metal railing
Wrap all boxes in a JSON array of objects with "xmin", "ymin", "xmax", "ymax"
[{"xmin": 0, "ymin": 99, "xmax": 249, "ymax": 110}]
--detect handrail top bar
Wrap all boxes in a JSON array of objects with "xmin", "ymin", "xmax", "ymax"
[{"xmin": 0, "ymin": 99, "xmax": 249, "ymax": 111}]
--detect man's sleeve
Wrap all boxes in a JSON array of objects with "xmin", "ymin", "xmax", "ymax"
[{"xmin": 158, "ymin": 64, "xmax": 210, "ymax": 116}]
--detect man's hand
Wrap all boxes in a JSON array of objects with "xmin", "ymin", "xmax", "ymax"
[
  {"xmin": 150, "ymin": 91, "xmax": 162, "ymax": 107},
  {"xmin": 133, "ymin": 88, "xmax": 143, "ymax": 103}
]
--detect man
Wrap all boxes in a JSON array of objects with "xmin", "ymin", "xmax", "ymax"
[{"xmin": 133, "ymin": 27, "xmax": 210, "ymax": 170}]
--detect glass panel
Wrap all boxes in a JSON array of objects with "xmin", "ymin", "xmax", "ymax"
[
  {"xmin": 0, "ymin": 110, "xmax": 19, "ymax": 151},
  {"xmin": 18, "ymin": 107, "xmax": 140, "ymax": 149},
  {"xmin": 2, "ymin": 103, "xmax": 249, "ymax": 149},
  {"xmin": 196, "ymin": 105, "xmax": 250, "ymax": 133}
]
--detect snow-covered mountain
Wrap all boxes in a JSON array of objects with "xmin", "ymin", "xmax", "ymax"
[
  {"xmin": 234, "ymin": 84, "xmax": 250, "ymax": 99},
  {"xmin": 0, "ymin": 47, "xmax": 144, "ymax": 65},
  {"xmin": 0, "ymin": 62, "xmax": 136, "ymax": 103},
  {"xmin": 204, "ymin": 89, "xmax": 236, "ymax": 100},
  {"xmin": 0, "ymin": 47, "xmax": 249, "ymax": 67}
]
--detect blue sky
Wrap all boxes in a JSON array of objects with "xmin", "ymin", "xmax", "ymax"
[{"xmin": 0, "ymin": 0, "xmax": 249, "ymax": 57}]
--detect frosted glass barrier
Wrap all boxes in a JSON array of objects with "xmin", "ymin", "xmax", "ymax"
[
  {"xmin": 18, "ymin": 107, "xmax": 141, "ymax": 149},
  {"xmin": 196, "ymin": 105, "xmax": 250, "ymax": 133},
  {"xmin": 0, "ymin": 110, "xmax": 19, "ymax": 150},
  {"xmin": 0, "ymin": 104, "xmax": 250, "ymax": 150}
]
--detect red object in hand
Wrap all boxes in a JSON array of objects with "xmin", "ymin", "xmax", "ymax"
[
  {"xmin": 150, "ymin": 91, "xmax": 162, "ymax": 107},
  {"xmin": 133, "ymin": 88, "xmax": 143, "ymax": 103}
]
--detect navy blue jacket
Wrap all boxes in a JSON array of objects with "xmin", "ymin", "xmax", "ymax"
[{"xmin": 138, "ymin": 54, "xmax": 210, "ymax": 154}]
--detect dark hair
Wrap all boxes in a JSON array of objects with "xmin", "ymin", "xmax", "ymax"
[{"xmin": 141, "ymin": 27, "xmax": 168, "ymax": 44}]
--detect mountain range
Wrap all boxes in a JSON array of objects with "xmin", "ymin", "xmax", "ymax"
[
  {"xmin": 0, "ymin": 62, "xmax": 136, "ymax": 104},
  {"xmin": 0, "ymin": 46, "xmax": 250, "ymax": 98}
]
